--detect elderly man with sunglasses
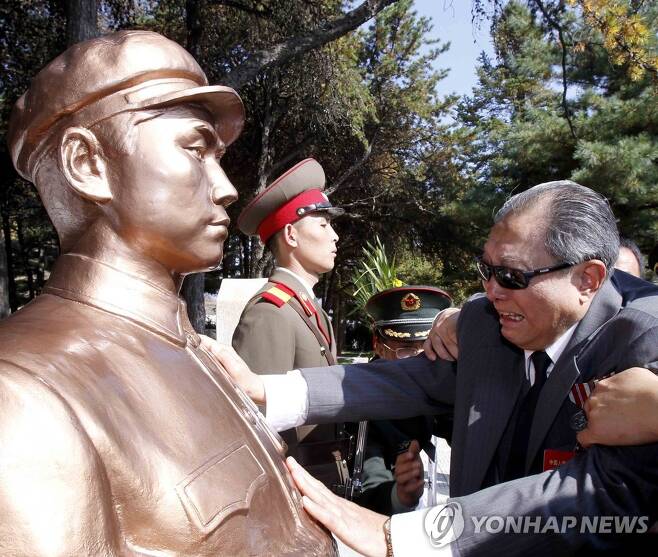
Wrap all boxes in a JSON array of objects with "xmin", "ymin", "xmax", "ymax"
[{"xmin": 207, "ymin": 180, "xmax": 658, "ymax": 556}]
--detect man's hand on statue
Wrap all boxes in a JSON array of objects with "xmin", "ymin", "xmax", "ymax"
[
  {"xmin": 286, "ymin": 456, "xmax": 389, "ymax": 557},
  {"xmin": 199, "ymin": 336, "xmax": 266, "ymax": 405},
  {"xmin": 394, "ymin": 439, "xmax": 424, "ymax": 508},
  {"xmin": 424, "ymin": 307, "xmax": 460, "ymax": 361},
  {"xmin": 577, "ymin": 367, "xmax": 658, "ymax": 448}
]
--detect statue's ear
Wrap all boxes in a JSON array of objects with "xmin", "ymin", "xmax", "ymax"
[{"xmin": 59, "ymin": 127, "xmax": 112, "ymax": 203}]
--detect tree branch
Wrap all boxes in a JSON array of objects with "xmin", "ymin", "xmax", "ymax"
[
  {"xmin": 207, "ymin": 0, "xmax": 273, "ymax": 18},
  {"xmin": 325, "ymin": 140, "xmax": 374, "ymax": 196},
  {"xmin": 222, "ymin": 0, "xmax": 399, "ymax": 90},
  {"xmin": 532, "ymin": 0, "xmax": 577, "ymax": 140},
  {"xmin": 266, "ymin": 138, "xmax": 316, "ymax": 181}
]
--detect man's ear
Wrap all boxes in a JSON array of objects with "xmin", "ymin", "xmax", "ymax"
[
  {"xmin": 577, "ymin": 260, "xmax": 607, "ymax": 300},
  {"xmin": 59, "ymin": 127, "xmax": 112, "ymax": 203},
  {"xmin": 372, "ymin": 334, "xmax": 385, "ymax": 358},
  {"xmin": 282, "ymin": 223, "xmax": 298, "ymax": 248}
]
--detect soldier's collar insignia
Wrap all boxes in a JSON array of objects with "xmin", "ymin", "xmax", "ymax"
[{"xmin": 401, "ymin": 293, "xmax": 421, "ymax": 311}]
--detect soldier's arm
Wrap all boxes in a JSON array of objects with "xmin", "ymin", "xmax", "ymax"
[
  {"xmin": 0, "ymin": 362, "xmax": 128, "ymax": 556},
  {"xmin": 232, "ymin": 301, "xmax": 296, "ymax": 374},
  {"xmin": 423, "ymin": 307, "xmax": 461, "ymax": 361}
]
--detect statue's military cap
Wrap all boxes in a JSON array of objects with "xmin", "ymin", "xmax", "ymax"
[
  {"xmin": 237, "ymin": 158, "xmax": 344, "ymax": 243},
  {"xmin": 366, "ymin": 286, "xmax": 452, "ymax": 342},
  {"xmin": 8, "ymin": 30, "xmax": 245, "ymax": 182}
]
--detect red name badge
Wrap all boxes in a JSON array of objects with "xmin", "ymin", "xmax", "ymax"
[{"xmin": 543, "ymin": 449, "xmax": 575, "ymax": 471}]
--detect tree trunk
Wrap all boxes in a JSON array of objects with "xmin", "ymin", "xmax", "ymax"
[
  {"xmin": 246, "ymin": 74, "xmax": 278, "ymax": 278},
  {"xmin": 186, "ymin": 0, "xmax": 206, "ymax": 59},
  {"xmin": 0, "ymin": 212, "xmax": 16, "ymax": 312},
  {"xmin": 65, "ymin": 0, "xmax": 98, "ymax": 45},
  {"xmin": 0, "ymin": 231, "xmax": 10, "ymax": 318},
  {"xmin": 16, "ymin": 220, "xmax": 35, "ymax": 301},
  {"xmin": 181, "ymin": 274, "xmax": 206, "ymax": 333}
]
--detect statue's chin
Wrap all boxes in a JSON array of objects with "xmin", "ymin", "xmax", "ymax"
[{"xmin": 178, "ymin": 251, "xmax": 225, "ymax": 276}]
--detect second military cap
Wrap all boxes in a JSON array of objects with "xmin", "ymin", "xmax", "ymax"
[
  {"xmin": 238, "ymin": 158, "xmax": 344, "ymax": 243},
  {"xmin": 366, "ymin": 285, "xmax": 452, "ymax": 342}
]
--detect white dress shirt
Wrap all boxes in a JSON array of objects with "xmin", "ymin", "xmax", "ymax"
[{"xmin": 523, "ymin": 322, "xmax": 577, "ymax": 384}]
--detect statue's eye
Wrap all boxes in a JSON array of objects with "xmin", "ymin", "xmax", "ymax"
[{"xmin": 186, "ymin": 145, "xmax": 205, "ymax": 159}]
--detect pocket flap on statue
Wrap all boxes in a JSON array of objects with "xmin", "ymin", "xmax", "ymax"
[{"xmin": 176, "ymin": 443, "xmax": 267, "ymax": 533}]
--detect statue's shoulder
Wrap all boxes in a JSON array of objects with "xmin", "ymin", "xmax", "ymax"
[
  {"xmin": 0, "ymin": 359, "xmax": 87, "ymax": 445},
  {"xmin": 0, "ymin": 358, "xmax": 114, "ymax": 549}
]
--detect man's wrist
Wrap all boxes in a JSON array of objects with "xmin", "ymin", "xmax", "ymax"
[{"xmin": 383, "ymin": 516, "xmax": 394, "ymax": 557}]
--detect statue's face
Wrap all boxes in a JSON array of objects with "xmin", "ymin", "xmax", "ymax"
[{"xmin": 106, "ymin": 105, "xmax": 237, "ymax": 274}]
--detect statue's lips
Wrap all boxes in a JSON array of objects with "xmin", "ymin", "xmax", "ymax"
[{"xmin": 207, "ymin": 219, "xmax": 230, "ymax": 241}]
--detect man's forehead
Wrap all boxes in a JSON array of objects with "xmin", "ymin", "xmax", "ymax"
[
  {"xmin": 297, "ymin": 213, "xmax": 331, "ymax": 225},
  {"xmin": 484, "ymin": 212, "xmax": 548, "ymax": 264}
]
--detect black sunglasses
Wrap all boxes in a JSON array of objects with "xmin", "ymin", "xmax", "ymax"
[{"xmin": 475, "ymin": 256, "xmax": 574, "ymax": 290}]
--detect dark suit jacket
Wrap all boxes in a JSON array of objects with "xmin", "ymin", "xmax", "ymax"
[{"xmin": 300, "ymin": 272, "xmax": 658, "ymax": 555}]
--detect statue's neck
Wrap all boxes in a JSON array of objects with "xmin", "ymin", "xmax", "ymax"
[{"xmin": 68, "ymin": 221, "xmax": 182, "ymax": 294}]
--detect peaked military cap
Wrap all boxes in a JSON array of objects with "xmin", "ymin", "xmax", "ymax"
[
  {"xmin": 237, "ymin": 158, "xmax": 344, "ymax": 243},
  {"xmin": 366, "ymin": 285, "xmax": 452, "ymax": 342},
  {"xmin": 8, "ymin": 30, "xmax": 245, "ymax": 182}
]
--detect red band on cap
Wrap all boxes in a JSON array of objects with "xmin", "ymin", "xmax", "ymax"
[{"xmin": 257, "ymin": 189, "xmax": 327, "ymax": 243}]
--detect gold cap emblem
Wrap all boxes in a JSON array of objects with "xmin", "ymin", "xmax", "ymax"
[{"xmin": 401, "ymin": 293, "xmax": 420, "ymax": 311}]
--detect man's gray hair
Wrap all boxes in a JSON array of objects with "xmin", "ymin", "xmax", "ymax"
[{"xmin": 494, "ymin": 180, "xmax": 620, "ymax": 271}]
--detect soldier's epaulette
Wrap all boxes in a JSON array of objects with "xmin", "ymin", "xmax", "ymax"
[{"xmin": 260, "ymin": 283, "xmax": 296, "ymax": 308}]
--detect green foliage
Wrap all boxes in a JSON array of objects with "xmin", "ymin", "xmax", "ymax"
[
  {"xmin": 454, "ymin": 0, "xmax": 658, "ymax": 261},
  {"xmin": 396, "ymin": 251, "xmax": 444, "ymax": 286},
  {"xmin": 3, "ymin": 0, "xmax": 656, "ymax": 320},
  {"xmin": 351, "ymin": 236, "xmax": 403, "ymax": 315}
]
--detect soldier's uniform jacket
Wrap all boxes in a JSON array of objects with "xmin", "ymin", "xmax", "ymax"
[
  {"xmin": 233, "ymin": 268, "xmax": 336, "ymax": 374},
  {"xmin": 0, "ymin": 254, "xmax": 335, "ymax": 556},
  {"xmin": 233, "ymin": 269, "xmax": 338, "ymax": 457}
]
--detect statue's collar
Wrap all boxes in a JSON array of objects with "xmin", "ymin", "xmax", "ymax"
[{"xmin": 44, "ymin": 253, "xmax": 195, "ymax": 346}]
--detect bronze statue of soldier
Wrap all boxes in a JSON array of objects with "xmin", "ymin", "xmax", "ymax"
[{"xmin": 1, "ymin": 30, "xmax": 335, "ymax": 556}]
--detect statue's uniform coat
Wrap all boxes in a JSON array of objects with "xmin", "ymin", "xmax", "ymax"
[{"xmin": 0, "ymin": 254, "xmax": 335, "ymax": 556}]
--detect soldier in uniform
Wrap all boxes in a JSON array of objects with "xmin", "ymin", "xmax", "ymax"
[
  {"xmin": 352, "ymin": 286, "xmax": 451, "ymax": 514},
  {"xmin": 0, "ymin": 31, "xmax": 335, "ymax": 556},
  {"xmin": 233, "ymin": 158, "xmax": 346, "ymax": 486}
]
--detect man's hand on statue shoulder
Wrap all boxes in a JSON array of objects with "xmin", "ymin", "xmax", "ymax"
[
  {"xmin": 199, "ymin": 336, "xmax": 266, "ymax": 405},
  {"xmin": 577, "ymin": 367, "xmax": 658, "ymax": 447},
  {"xmin": 424, "ymin": 307, "xmax": 461, "ymax": 361}
]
